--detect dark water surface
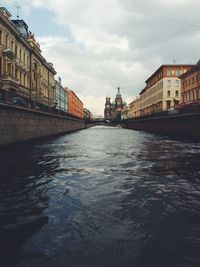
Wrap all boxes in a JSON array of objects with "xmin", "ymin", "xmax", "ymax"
[{"xmin": 1, "ymin": 126, "xmax": 200, "ymax": 267}]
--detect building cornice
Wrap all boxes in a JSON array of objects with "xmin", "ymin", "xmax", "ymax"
[
  {"xmin": 66, "ymin": 89, "xmax": 83, "ymax": 105},
  {"xmin": 145, "ymin": 64, "xmax": 195, "ymax": 84},
  {"xmin": 179, "ymin": 63, "xmax": 200, "ymax": 79}
]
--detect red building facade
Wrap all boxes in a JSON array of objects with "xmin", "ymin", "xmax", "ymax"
[
  {"xmin": 180, "ymin": 61, "xmax": 200, "ymax": 105},
  {"xmin": 66, "ymin": 88, "xmax": 84, "ymax": 119}
]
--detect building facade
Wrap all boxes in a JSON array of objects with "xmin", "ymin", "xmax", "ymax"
[
  {"xmin": 104, "ymin": 87, "xmax": 126, "ymax": 120},
  {"xmin": 180, "ymin": 60, "xmax": 200, "ymax": 105},
  {"xmin": 66, "ymin": 88, "xmax": 84, "ymax": 119},
  {"xmin": 128, "ymin": 96, "xmax": 141, "ymax": 119},
  {"xmin": 139, "ymin": 64, "xmax": 194, "ymax": 117},
  {"xmin": 84, "ymin": 108, "xmax": 92, "ymax": 121},
  {"xmin": 55, "ymin": 77, "xmax": 68, "ymax": 113},
  {"xmin": 121, "ymin": 105, "xmax": 130, "ymax": 119},
  {"xmin": 0, "ymin": 7, "xmax": 56, "ymax": 109}
]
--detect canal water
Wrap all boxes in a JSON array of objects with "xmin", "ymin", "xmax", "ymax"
[{"xmin": 0, "ymin": 126, "xmax": 200, "ymax": 267}]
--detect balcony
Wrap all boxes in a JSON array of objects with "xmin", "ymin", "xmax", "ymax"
[{"xmin": 3, "ymin": 75, "xmax": 19, "ymax": 84}]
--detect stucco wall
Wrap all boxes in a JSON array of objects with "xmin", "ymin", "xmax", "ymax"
[{"xmin": 0, "ymin": 103, "xmax": 85, "ymax": 146}]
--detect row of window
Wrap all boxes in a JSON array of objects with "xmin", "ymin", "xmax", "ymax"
[
  {"xmin": 0, "ymin": 28, "xmax": 30, "ymax": 69},
  {"xmin": 182, "ymin": 75, "xmax": 198, "ymax": 88},
  {"xmin": 41, "ymin": 87, "xmax": 48, "ymax": 98},
  {"xmin": 148, "ymin": 71, "xmax": 163, "ymax": 86},
  {"xmin": 183, "ymin": 89, "xmax": 199, "ymax": 102},
  {"xmin": 140, "ymin": 102, "xmax": 163, "ymax": 114},
  {"xmin": 147, "ymin": 68, "xmax": 188, "ymax": 87},
  {"xmin": 0, "ymin": 58, "xmax": 53, "ymax": 93},
  {"xmin": 0, "ymin": 28, "xmax": 16, "ymax": 53},
  {"xmin": 142, "ymin": 83, "xmax": 163, "ymax": 99},
  {"xmin": 0, "ymin": 29, "xmax": 10, "ymax": 47},
  {"xmin": 1, "ymin": 55, "xmax": 53, "ymax": 88},
  {"xmin": 15, "ymin": 70, "xmax": 29, "ymax": 89},
  {"xmin": 141, "ymin": 90, "xmax": 179, "ymax": 108},
  {"xmin": 41, "ymin": 68, "xmax": 49, "ymax": 81},
  {"xmin": 16, "ymin": 47, "xmax": 29, "ymax": 67},
  {"xmin": 151, "ymin": 81, "xmax": 163, "ymax": 92},
  {"xmin": 0, "ymin": 29, "xmax": 42, "ymax": 72},
  {"xmin": 142, "ymin": 79, "xmax": 180, "ymax": 99},
  {"xmin": 141, "ymin": 93, "xmax": 163, "ymax": 107},
  {"xmin": 142, "ymin": 79, "xmax": 180, "ymax": 102},
  {"xmin": 166, "ymin": 69, "xmax": 187, "ymax": 76},
  {"xmin": 167, "ymin": 79, "xmax": 179, "ymax": 87},
  {"xmin": 0, "ymin": 56, "xmax": 28, "ymax": 86},
  {"xmin": 55, "ymin": 84, "xmax": 68, "ymax": 111},
  {"xmin": 167, "ymin": 90, "xmax": 179, "ymax": 97}
]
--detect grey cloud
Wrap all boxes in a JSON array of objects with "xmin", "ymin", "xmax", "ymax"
[{"xmin": 5, "ymin": 0, "xmax": 199, "ymax": 114}]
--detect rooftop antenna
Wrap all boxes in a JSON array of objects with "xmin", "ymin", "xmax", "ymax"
[
  {"xmin": 173, "ymin": 59, "xmax": 176, "ymax": 64},
  {"xmin": 15, "ymin": 3, "xmax": 21, "ymax": 20}
]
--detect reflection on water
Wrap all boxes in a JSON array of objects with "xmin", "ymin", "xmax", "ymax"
[{"xmin": 0, "ymin": 126, "xmax": 200, "ymax": 267}]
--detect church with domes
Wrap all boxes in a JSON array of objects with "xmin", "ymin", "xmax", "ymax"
[{"xmin": 104, "ymin": 87, "xmax": 126, "ymax": 120}]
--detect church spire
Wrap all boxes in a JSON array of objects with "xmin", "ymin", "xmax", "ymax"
[{"xmin": 116, "ymin": 87, "xmax": 121, "ymax": 97}]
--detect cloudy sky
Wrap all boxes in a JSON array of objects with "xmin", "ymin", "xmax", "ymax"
[{"xmin": 2, "ymin": 0, "xmax": 200, "ymax": 115}]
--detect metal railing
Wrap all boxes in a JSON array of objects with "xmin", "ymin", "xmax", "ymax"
[
  {"xmin": 0, "ymin": 88, "xmax": 84, "ymax": 121},
  {"xmin": 124, "ymin": 103, "xmax": 200, "ymax": 122}
]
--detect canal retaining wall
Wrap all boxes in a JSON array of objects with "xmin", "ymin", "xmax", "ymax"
[
  {"xmin": 0, "ymin": 103, "xmax": 85, "ymax": 146},
  {"xmin": 126, "ymin": 113, "xmax": 200, "ymax": 138}
]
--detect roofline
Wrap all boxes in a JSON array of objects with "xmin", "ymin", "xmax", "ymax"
[
  {"xmin": 145, "ymin": 64, "xmax": 195, "ymax": 84},
  {"xmin": 0, "ymin": 7, "xmax": 11, "ymax": 17},
  {"xmin": 65, "ymin": 88, "xmax": 83, "ymax": 105},
  {"xmin": 139, "ymin": 86, "xmax": 147, "ymax": 95},
  {"xmin": 179, "ymin": 63, "xmax": 200, "ymax": 79},
  {"xmin": 0, "ymin": 9, "xmax": 56, "ymax": 74},
  {"xmin": 128, "ymin": 96, "xmax": 140, "ymax": 104}
]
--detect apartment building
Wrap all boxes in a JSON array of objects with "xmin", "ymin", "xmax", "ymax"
[
  {"xmin": 66, "ymin": 88, "xmax": 84, "ymax": 119},
  {"xmin": 140, "ymin": 64, "xmax": 194, "ymax": 116},
  {"xmin": 180, "ymin": 60, "xmax": 200, "ymax": 105},
  {"xmin": 121, "ymin": 105, "xmax": 130, "ymax": 119},
  {"xmin": 0, "ymin": 7, "xmax": 56, "ymax": 108},
  {"xmin": 128, "ymin": 96, "xmax": 141, "ymax": 119}
]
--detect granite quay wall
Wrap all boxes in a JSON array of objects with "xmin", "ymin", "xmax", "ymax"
[
  {"xmin": 0, "ymin": 103, "xmax": 85, "ymax": 146},
  {"xmin": 125, "ymin": 113, "xmax": 200, "ymax": 138}
]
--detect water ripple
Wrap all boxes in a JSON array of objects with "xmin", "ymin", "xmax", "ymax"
[{"xmin": 0, "ymin": 127, "xmax": 200, "ymax": 267}]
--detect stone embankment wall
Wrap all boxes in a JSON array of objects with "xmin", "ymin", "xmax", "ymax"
[
  {"xmin": 0, "ymin": 103, "xmax": 85, "ymax": 146},
  {"xmin": 126, "ymin": 113, "xmax": 200, "ymax": 137}
]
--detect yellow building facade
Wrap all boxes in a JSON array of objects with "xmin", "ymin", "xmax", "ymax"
[
  {"xmin": 139, "ymin": 65, "xmax": 194, "ymax": 117},
  {"xmin": 0, "ymin": 7, "xmax": 56, "ymax": 108},
  {"xmin": 128, "ymin": 97, "xmax": 141, "ymax": 119},
  {"xmin": 121, "ymin": 105, "xmax": 130, "ymax": 119}
]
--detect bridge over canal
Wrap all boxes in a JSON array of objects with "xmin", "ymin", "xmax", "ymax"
[{"xmin": 85, "ymin": 119, "xmax": 127, "ymax": 128}]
